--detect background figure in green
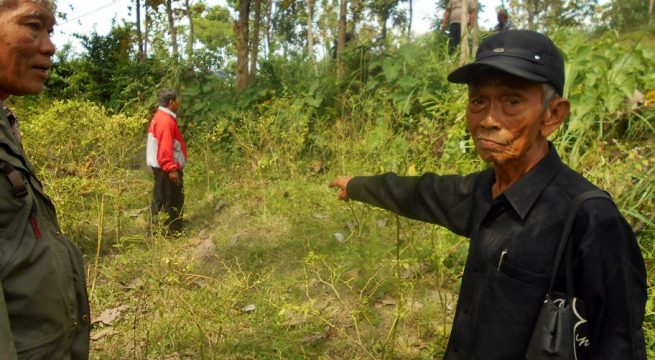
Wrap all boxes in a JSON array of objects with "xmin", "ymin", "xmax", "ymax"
[
  {"xmin": 0, "ymin": 0, "xmax": 90, "ymax": 358},
  {"xmin": 441, "ymin": 0, "xmax": 478, "ymax": 54},
  {"xmin": 330, "ymin": 30, "xmax": 646, "ymax": 359},
  {"xmin": 494, "ymin": 7, "xmax": 513, "ymax": 32}
]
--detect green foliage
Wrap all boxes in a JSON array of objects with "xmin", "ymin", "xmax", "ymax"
[
  {"xmin": 47, "ymin": 27, "xmax": 167, "ymax": 113},
  {"xmin": 18, "ymin": 100, "xmax": 149, "ymax": 251},
  {"xmin": 192, "ymin": 3, "xmax": 234, "ymax": 72},
  {"xmin": 553, "ymin": 29, "xmax": 655, "ymax": 164},
  {"xmin": 607, "ymin": 0, "xmax": 652, "ymax": 31}
]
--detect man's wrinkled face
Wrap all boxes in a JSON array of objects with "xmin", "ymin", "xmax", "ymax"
[
  {"xmin": 467, "ymin": 71, "xmax": 548, "ymax": 167},
  {"xmin": 0, "ymin": 0, "xmax": 56, "ymax": 99}
]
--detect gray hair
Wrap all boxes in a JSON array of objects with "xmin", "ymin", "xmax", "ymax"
[
  {"xmin": 158, "ymin": 89, "xmax": 178, "ymax": 107},
  {"xmin": 542, "ymin": 83, "xmax": 560, "ymax": 109},
  {"xmin": 0, "ymin": 0, "xmax": 56, "ymax": 12}
]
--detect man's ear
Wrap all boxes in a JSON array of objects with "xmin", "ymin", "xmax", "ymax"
[{"xmin": 541, "ymin": 98, "xmax": 570, "ymax": 137}]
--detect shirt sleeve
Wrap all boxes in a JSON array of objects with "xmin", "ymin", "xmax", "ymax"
[
  {"xmin": 156, "ymin": 119, "xmax": 180, "ymax": 173},
  {"xmin": 576, "ymin": 201, "xmax": 647, "ymax": 359},
  {"xmin": 469, "ymin": 0, "xmax": 477, "ymax": 12},
  {"xmin": 0, "ymin": 282, "xmax": 19, "ymax": 359},
  {"xmin": 346, "ymin": 172, "xmax": 480, "ymax": 236}
]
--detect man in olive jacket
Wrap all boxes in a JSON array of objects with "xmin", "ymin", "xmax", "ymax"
[{"xmin": 0, "ymin": 0, "xmax": 90, "ymax": 358}]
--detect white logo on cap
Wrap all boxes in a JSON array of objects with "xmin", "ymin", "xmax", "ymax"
[
  {"xmin": 493, "ymin": 48, "xmax": 505, "ymax": 53},
  {"xmin": 535, "ymin": 55, "xmax": 541, "ymax": 60}
]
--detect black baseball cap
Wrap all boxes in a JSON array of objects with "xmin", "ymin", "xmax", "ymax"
[{"xmin": 448, "ymin": 30, "xmax": 565, "ymax": 96}]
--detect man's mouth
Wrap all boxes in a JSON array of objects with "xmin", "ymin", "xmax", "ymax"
[
  {"xmin": 477, "ymin": 137, "xmax": 507, "ymax": 147},
  {"xmin": 32, "ymin": 64, "xmax": 51, "ymax": 73}
]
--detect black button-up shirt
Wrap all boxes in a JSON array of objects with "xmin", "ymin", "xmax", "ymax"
[{"xmin": 347, "ymin": 144, "xmax": 646, "ymax": 359}]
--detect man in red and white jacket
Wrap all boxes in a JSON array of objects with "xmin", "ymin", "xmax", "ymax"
[{"xmin": 147, "ymin": 88, "xmax": 188, "ymax": 232}]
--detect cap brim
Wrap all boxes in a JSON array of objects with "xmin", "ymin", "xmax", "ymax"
[{"xmin": 447, "ymin": 56, "xmax": 549, "ymax": 85}]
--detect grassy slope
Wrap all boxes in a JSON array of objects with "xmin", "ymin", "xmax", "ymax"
[
  {"xmin": 89, "ymin": 169, "xmax": 469, "ymax": 359},
  {"xmin": 88, "ymin": 140, "xmax": 654, "ymax": 359}
]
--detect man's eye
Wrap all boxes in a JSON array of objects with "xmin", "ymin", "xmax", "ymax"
[
  {"xmin": 504, "ymin": 97, "xmax": 522, "ymax": 106},
  {"xmin": 26, "ymin": 22, "xmax": 42, "ymax": 31},
  {"xmin": 470, "ymin": 98, "xmax": 485, "ymax": 106}
]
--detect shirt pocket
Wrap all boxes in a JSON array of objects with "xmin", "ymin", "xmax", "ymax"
[
  {"xmin": 472, "ymin": 256, "xmax": 549, "ymax": 359},
  {"xmin": 0, "ymin": 177, "xmax": 33, "ymax": 273}
]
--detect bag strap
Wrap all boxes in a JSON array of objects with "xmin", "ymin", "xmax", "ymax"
[
  {"xmin": 547, "ymin": 190, "xmax": 611, "ymax": 298},
  {"xmin": 0, "ymin": 159, "xmax": 28, "ymax": 198}
]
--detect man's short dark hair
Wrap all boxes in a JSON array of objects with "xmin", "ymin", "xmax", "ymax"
[{"xmin": 158, "ymin": 89, "xmax": 177, "ymax": 107}]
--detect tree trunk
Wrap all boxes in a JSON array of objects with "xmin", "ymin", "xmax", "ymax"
[
  {"xmin": 459, "ymin": 0, "xmax": 469, "ymax": 65},
  {"xmin": 236, "ymin": 0, "xmax": 251, "ymax": 91},
  {"xmin": 250, "ymin": 0, "xmax": 262, "ymax": 80},
  {"xmin": 185, "ymin": 0, "xmax": 195, "ymax": 69},
  {"xmin": 650, "ymin": 0, "xmax": 654, "ymax": 27},
  {"xmin": 407, "ymin": 0, "xmax": 413, "ymax": 40},
  {"xmin": 165, "ymin": 0, "xmax": 179, "ymax": 59},
  {"xmin": 306, "ymin": 0, "xmax": 314, "ymax": 60},
  {"xmin": 381, "ymin": 12, "xmax": 388, "ymax": 40},
  {"xmin": 336, "ymin": 0, "xmax": 347, "ymax": 81},
  {"xmin": 265, "ymin": 0, "xmax": 272, "ymax": 59},
  {"xmin": 144, "ymin": 1, "xmax": 149, "ymax": 57},
  {"xmin": 136, "ymin": 0, "xmax": 144, "ymax": 61},
  {"xmin": 526, "ymin": 0, "xmax": 536, "ymax": 30}
]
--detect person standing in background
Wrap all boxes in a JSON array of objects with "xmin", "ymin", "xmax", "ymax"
[
  {"xmin": 494, "ymin": 7, "xmax": 513, "ymax": 32},
  {"xmin": 147, "ymin": 89, "xmax": 188, "ymax": 234},
  {"xmin": 441, "ymin": 0, "xmax": 478, "ymax": 54}
]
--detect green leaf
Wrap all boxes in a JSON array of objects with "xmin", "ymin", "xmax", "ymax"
[
  {"xmin": 398, "ymin": 76, "xmax": 419, "ymax": 90},
  {"xmin": 383, "ymin": 58, "xmax": 400, "ymax": 82}
]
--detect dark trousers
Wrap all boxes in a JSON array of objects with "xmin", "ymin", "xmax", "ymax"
[
  {"xmin": 150, "ymin": 167, "xmax": 184, "ymax": 232},
  {"xmin": 448, "ymin": 23, "xmax": 461, "ymax": 54}
]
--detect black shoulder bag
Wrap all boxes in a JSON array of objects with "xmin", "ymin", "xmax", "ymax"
[{"xmin": 525, "ymin": 190, "xmax": 610, "ymax": 360}]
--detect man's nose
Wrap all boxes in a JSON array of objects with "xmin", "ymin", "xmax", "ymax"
[
  {"xmin": 479, "ymin": 103, "xmax": 501, "ymax": 129},
  {"xmin": 40, "ymin": 32, "xmax": 56, "ymax": 57}
]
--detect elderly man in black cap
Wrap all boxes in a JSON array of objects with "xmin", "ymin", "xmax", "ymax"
[{"xmin": 330, "ymin": 30, "xmax": 646, "ymax": 359}]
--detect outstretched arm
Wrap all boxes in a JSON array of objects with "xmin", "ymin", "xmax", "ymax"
[{"xmin": 330, "ymin": 172, "xmax": 482, "ymax": 236}]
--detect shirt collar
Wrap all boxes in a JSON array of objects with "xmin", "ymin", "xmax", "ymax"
[
  {"xmin": 0, "ymin": 100, "xmax": 17, "ymax": 126},
  {"xmin": 157, "ymin": 106, "xmax": 177, "ymax": 119},
  {"xmin": 500, "ymin": 142, "xmax": 563, "ymax": 220}
]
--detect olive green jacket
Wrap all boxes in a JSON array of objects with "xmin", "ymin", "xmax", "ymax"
[{"xmin": 0, "ymin": 105, "xmax": 90, "ymax": 360}]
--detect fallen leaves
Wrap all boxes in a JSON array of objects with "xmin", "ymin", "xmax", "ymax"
[{"xmin": 92, "ymin": 305, "xmax": 130, "ymax": 327}]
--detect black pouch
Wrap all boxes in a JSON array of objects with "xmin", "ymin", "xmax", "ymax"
[{"xmin": 525, "ymin": 190, "xmax": 609, "ymax": 360}]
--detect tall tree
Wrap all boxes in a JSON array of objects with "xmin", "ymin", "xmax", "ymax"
[
  {"xmin": 250, "ymin": 0, "xmax": 262, "ymax": 80},
  {"xmin": 459, "ymin": 0, "xmax": 469, "ymax": 64},
  {"xmin": 336, "ymin": 0, "xmax": 347, "ymax": 81},
  {"xmin": 306, "ymin": 0, "xmax": 315, "ymax": 59},
  {"xmin": 525, "ymin": 0, "xmax": 537, "ymax": 30},
  {"xmin": 236, "ymin": 0, "xmax": 251, "ymax": 91},
  {"xmin": 136, "ymin": 0, "xmax": 144, "ymax": 60},
  {"xmin": 650, "ymin": 0, "xmax": 654, "ymax": 27},
  {"xmin": 265, "ymin": 0, "xmax": 272, "ymax": 58},
  {"xmin": 185, "ymin": 0, "xmax": 195, "ymax": 68},
  {"xmin": 165, "ymin": 0, "xmax": 179, "ymax": 59},
  {"xmin": 371, "ymin": 0, "xmax": 402, "ymax": 40},
  {"xmin": 144, "ymin": 1, "xmax": 149, "ymax": 56},
  {"xmin": 407, "ymin": 0, "xmax": 413, "ymax": 39}
]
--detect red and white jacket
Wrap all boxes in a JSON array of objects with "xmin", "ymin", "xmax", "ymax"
[{"xmin": 146, "ymin": 107, "xmax": 188, "ymax": 172}]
